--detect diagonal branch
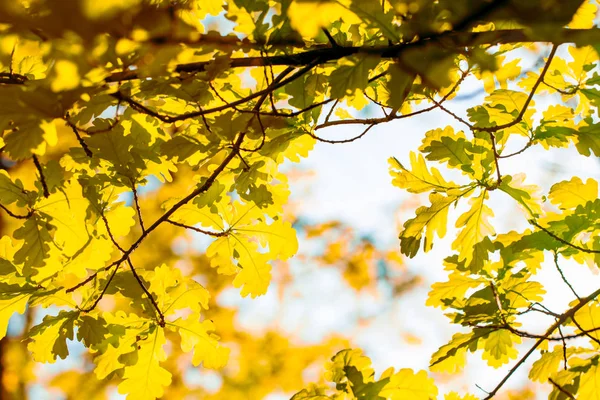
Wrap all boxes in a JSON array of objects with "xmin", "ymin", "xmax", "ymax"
[
  {"xmin": 478, "ymin": 45, "xmax": 558, "ymax": 134},
  {"xmin": 126, "ymin": 258, "xmax": 165, "ymax": 327},
  {"xmin": 482, "ymin": 286, "xmax": 600, "ymax": 400},
  {"xmin": 32, "ymin": 155, "xmax": 49, "ymax": 198},
  {"xmin": 530, "ymin": 220, "xmax": 600, "ymax": 254},
  {"xmin": 548, "ymin": 378, "xmax": 576, "ymax": 399}
]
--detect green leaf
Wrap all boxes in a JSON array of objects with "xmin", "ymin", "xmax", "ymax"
[
  {"xmin": 329, "ymin": 55, "xmax": 380, "ymax": 99},
  {"xmin": 77, "ymin": 315, "xmax": 110, "ymax": 349},
  {"xmin": 13, "ymin": 214, "xmax": 52, "ymax": 269},
  {"xmin": 386, "ymin": 64, "xmax": 415, "ymax": 111},
  {"xmin": 575, "ymin": 122, "xmax": 600, "ymax": 157},
  {"xmin": 581, "ymin": 88, "xmax": 600, "ymax": 108},
  {"xmin": 420, "ymin": 128, "xmax": 474, "ymax": 174},
  {"xmin": 498, "ymin": 174, "xmax": 542, "ymax": 217},
  {"xmin": 0, "ymin": 170, "xmax": 31, "ymax": 207}
]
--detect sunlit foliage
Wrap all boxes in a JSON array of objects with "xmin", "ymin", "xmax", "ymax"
[{"xmin": 0, "ymin": 0, "xmax": 599, "ymax": 399}]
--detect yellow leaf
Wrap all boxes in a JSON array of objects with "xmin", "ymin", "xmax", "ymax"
[
  {"xmin": 389, "ymin": 153, "xmax": 458, "ymax": 194},
  {"xmin": 481, "ymin": 330, "xmax": 520, "ymax": 368},
  {"xmin": 430, "ymin": 332, "xmax": 475, "ymax": 373},
  {"xmin": 61, "ymin": 237, "xmax": 113, "ymax": 278},
  {"xmin": 171, "ymin": 314, "xmax": 229, "ymax": 369},
  {"xmin": 232, "ymin": 245, "xmax": 272, "ymax": 297},
  {"xmin": 549, "ymin": 177, "xmax": 598, "ymax": 210},
  {"xmin": 287, "ymin": 1, "xmax": 359, "ymax": 38},
  {"xmin": 498, "ymin": 173, "xmax": 543, "ymax": 217},
  {"xmin": 426, "ymin": 273, "xmax": 485, "ymax": 309},
  {"xmin": 0, "ymin": 294, "xmax": 29, "ymax": 340},
  {"xmin": 149, "ymin": 264, "xmax": 180, "ymax": 310},
  {"xmin": 400, "ymin": 192, "xmax": 459, "ymax": 257},
  {"xmin": 243, "ymin": 219, "xmax": 298, "ymax": 260},
  {"xmin": 477, "ymin": 56, "xmax": 521, "ymax": 93},
  {"xmin": 162, "ymin": 279, "xmax": 210, "ymax": 315},
  {"xmin": 567, "ymin": 1, "xmax": 598, "ymax": 29},
  {"xmin": 453, "ymin": 191, "xmax": 495, "ymax": 266},
  {"xmin": 27, "ymin": 311, "xmax": 77, "ymax": 363},
  {"xmin": 93, "ymin": 312, "xmax": 145, "ymax": 380},
  {"xmin": 445, "ymin": 393, "xmax": 478, "ymax": 400},
  {"xmin": 36, "ymin": 180, "xmax": 89, "ymax": 257},
  {"xmin": 379, "ymin": 369, "xmax": 438, "ymax": 400},
  {"xmin": 103, "ymin": 204, "xmax": 136, "ymax": 237},
  {"xmin": 118, "ymin": 327, "xmax": 172, "ymax": 400},
  {"xmin": 529, "ymin": 346, "xmax": 565, "ymax": 382},
  {"xmin": 572, "ymin": 303, "xmax": 600, "ymax": 343},
  {"xmin": 51, "ymin": 60, "xmax": 80, "ymax": 92},
  {"xmin": 579, "ymin": 362, "xmax": 600, "ymax": 400},
  {"xmin": 325, "ymin": 349, "xmax": 375, "ymax": 385}
]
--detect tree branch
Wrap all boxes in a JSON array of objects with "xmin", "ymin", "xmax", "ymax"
[
  {"xmin": 32, "ymin": 155, "xmax": 49, "ymax": 198},
  {"xmin": 166, "ymin": 219, "xmax": 227, "ymax": 237},
  {"xmin": 0, "ymin": 204, "xmax": 32, "ymax": 219},
  {"xmin": 126, "ymin": 258, "xmax": 165, "ymax": 327},
  {"xmin": 482, "ymin": 286, "xmax": 600, "ymax": 400},
  {"xmin": 548, "ymin": 378, "xmax": 576, "ymax": 399},
  {"xmin": 530, "ymin": 220, "xmax": 600, "ymax": 254},
  {"xmin": 101, "ymin": 29, "xmax": 600, "ymax": 83}
]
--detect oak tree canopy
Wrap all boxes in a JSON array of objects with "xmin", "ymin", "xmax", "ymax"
[{"xmin": 0, "ymin": 0, "xmax": 599, "ymax": 399}]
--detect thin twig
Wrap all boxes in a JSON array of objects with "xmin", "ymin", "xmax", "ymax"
[
  {"xmin": 488, "ymin": 133, "xmax": 503, "ymax": 187},
  {"xmin": 477, "ymin": 45, "xmax": 558, "ymax": 134},
  {"xmin": 66, "ymin": 259, "xmax": 120, "ymax": 293},
  {"xmin": 127, "ymin": 258, "xmax": 165, "ymax": 327},
  {"xmin": 531, "ymin": 220, "xmax": 600, "ymax": 254},
  {"xmin": 498, "ymin": 140, "xmax": 532, "ymax": 158},
  {"xmin": 0, "ymin": 204, "xmax": 32, "ymax": 219},
  {"xmin": 553, "ymin": 252, "xmax": 580, "ymax": 300},
  {"xmin": 114, "ymin": 65, "xmax": 311, "ymax": 123},
  {"xmin": 310, "ymin": 123, "xmax": 376, "ymax": 144},
  {"xmin": 482, "ymin": 286, "xmax": 600, "ymax": 399},
  {"xmin": 79, "ymin": 262, "xmax": 121, "ymax": 313},
  {"xmin": 557, "ymin": 325, "xmax": 568, "ymax": 369},
  {"xmin": 324, "ymin": 100, "xmax": 339, "ymax": 124},
  {"xmin": 32, "ymin": 155, "xmax": 49, "ymax": 198},
  {"xmin": 66, "ymin": 119, "xmax": 93, "ymax": 157},
  {"xmin": 166, "ymin": 219, "xmax": 228, "ymax": 237},
  {"xmin": 131, "ymin": 184, "xmax": 145, "ymax": 232},
  {"xmin": 548, "ymin": 378, "xmax": 576, "ymax": 399},
  {"xmin": 322, "ymin": 28, "xmax": 340, "ymax": 47}
]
